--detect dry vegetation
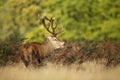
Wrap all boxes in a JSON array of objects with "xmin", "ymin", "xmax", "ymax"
[
  {"xmin": 0, "ymin": 62, "xmax": 120, "ymax": 80},
  {"xmin": 50, "ymin": 40, "xmax": 120, "ymax": 67},
  {"xmin": 0, "ymin": 40, "xmax": 120, "ymax": 80}
]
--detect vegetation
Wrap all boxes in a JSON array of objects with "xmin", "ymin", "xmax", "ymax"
[
  {"xmin": 0, "ymin": 0, "xmax": 120, "ymax": 67},
  {"xmin": 0, "ymin": 40, "xmax": 120, "ymax": 67},
  {"xmin": 0, "ymin": 62, "xmax": 120, "ymax": 80},
  {"xmin": 0, "ymin": 1, "xmax": 120, "ymax": 79},
  {"xmin": 0, "ymin": 0, "xmax": 120, "ymax": 42}
]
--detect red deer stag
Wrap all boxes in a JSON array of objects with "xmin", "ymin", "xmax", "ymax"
[{"xmin": 19, "ymin": 16, "xmax": 64, "ymax": 67}]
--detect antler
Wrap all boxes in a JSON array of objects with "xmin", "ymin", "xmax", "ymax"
[{"xmin": 40, "ymin": 16, "xmax": 62, "ymax": 37}]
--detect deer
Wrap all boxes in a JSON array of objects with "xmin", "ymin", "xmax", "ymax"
[{"xmin": 19, "ymin": 16, "xmax": 64, "ymax": 67}]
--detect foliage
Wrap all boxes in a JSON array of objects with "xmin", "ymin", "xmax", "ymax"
[
  {"xmin": 0, "ymin": 41, "xmax": 21, "ymax": 66},
  {"xmin": 51, "ymin": 40, "xmax": 120, "ymax": 67},
  {"xmin": 0, "ymin": 40, "xmax": 120, "ymax": 67},
  {"xmin": 0, "ymin": 0, "xmax": 120, "ymax": 42}
]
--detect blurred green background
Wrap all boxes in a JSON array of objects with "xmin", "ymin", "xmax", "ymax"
[{"xmin": 0, "ymin": 0, "xmax": 120, "ymax": 42}]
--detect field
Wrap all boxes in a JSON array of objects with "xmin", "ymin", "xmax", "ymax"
[
  {"xmin": 0, "ymin": 62, "xmax": 120, "ymax": 80},
  {"xmin": 0, "ymin": 40, "xmax": 120, "ymax": 80}
]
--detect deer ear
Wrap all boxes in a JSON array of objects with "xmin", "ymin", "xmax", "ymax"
[{"xmin": 44, "ymin": 34, "xmax": 50, "ymax": 38}]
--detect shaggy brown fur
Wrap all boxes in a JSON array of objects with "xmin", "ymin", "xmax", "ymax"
[{"xmin": 19, "ymin": 39, "xmax": 55, "ymax": 67}]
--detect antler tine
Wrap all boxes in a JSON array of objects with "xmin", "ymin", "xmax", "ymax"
[
  {"xmin": 49, "ymin": 17, "xmax": 61, "ymax": 37},
  {"xmin": 49, "ymin": 18, "xmax": 56, "ymax": 36},
  {"xmin": 41, "ymin": 16, "xmax": 62, "ymax": 37},
  {"xmin": 41, "ymin": 16, "xmax": 53, "ymax": 34},
  {"xmin": 56, "ymin": 27, "xmax": 63, "ymax": 35}
]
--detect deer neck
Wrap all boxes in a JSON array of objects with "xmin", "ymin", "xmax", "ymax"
[{"xmin": 42, "ymin": 39, "xmax": 55, "ymax": 56}]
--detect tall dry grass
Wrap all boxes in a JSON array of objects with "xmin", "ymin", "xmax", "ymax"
[{"xmin": 0, "ymin": 62, "xmax": 120, "ymax": 80}]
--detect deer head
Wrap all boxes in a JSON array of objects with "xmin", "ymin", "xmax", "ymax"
[{"xmin": 40, "ymin": 16, "xmax": 64, "ymax": 49}]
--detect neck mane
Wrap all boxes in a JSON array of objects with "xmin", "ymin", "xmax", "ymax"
[{"xmin": 42, "ymin": 39, "xmax": 55, "ymax": 56}]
